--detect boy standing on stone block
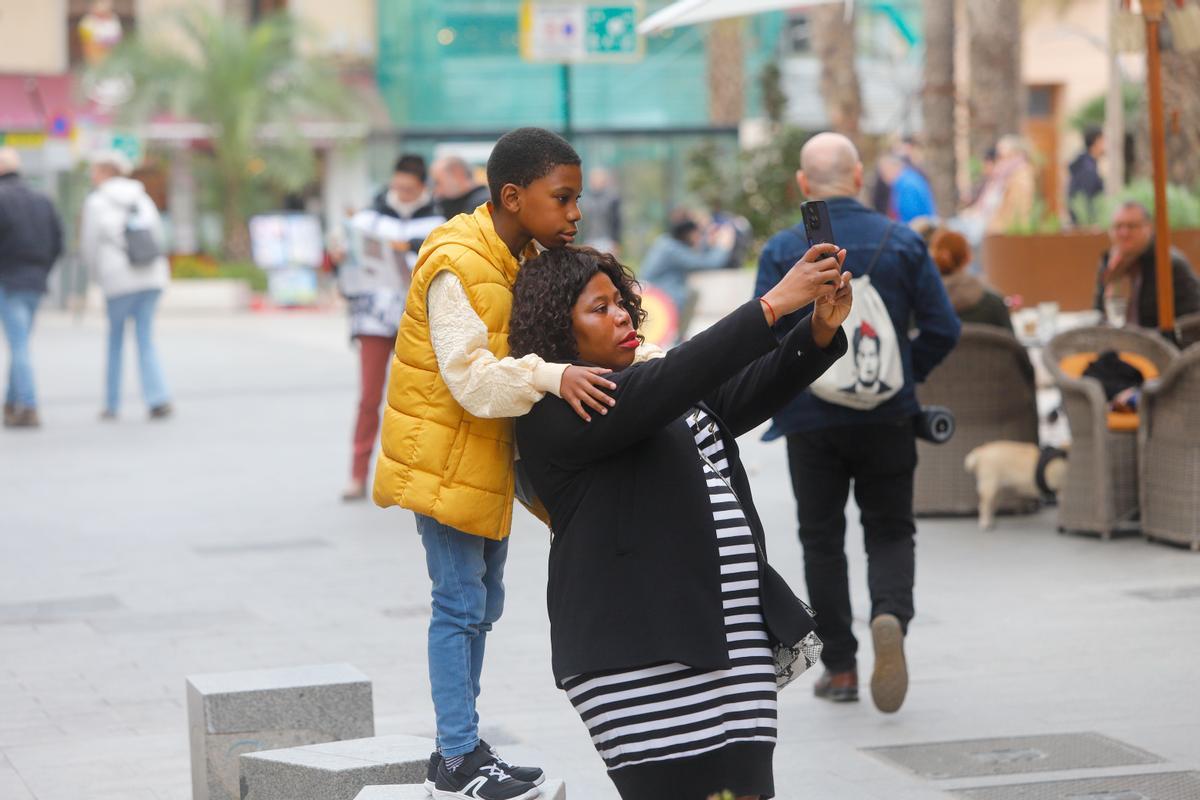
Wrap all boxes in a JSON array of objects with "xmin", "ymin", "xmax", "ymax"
[{"xmin": 373, "ymin": 128, "xmax": 657, "ymax": 800}]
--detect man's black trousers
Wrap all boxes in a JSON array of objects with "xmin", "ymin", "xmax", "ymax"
[{"xmin": 785, "ymin": 419, "xmax": 917, "ymax": 672}]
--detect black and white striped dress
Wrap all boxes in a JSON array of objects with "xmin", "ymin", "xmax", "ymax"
[{"xmin": 560, "ymin": 407, "xmax": 777, "ymax": 798}]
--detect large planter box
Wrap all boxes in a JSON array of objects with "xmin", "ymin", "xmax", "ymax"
[
  {"xmin": 161, "ymin": 279, "xmax": 253, "ymax": 314},
  {"xmin": 983, "ymin": 231, "xmax": 1108, "ymax": 312},
  {"xmin": 984, "ymin": 228, "xmax": 1200, "ymax": 312},
  {"xmin": 1173, "ymin": 229, "xmax": 1200, "ymax": 267}
]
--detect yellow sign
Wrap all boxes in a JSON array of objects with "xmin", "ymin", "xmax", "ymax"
[{"xmin": 0, "ymin": 132, "xmax": 48, "ymax": 148}]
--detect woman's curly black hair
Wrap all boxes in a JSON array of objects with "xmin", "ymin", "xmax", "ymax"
[{"xmin": 509, "ymin": 246, "xmax": 648, "ymax": 362}]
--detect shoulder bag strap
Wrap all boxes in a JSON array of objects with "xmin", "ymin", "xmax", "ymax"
[{"xmin": 863, "ymin": 222, "xmax": 895, "ymax": 277}]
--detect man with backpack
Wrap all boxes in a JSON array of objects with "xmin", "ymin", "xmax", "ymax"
[
  {"xmin": 755, "ymin": 132, "xmax": 960, "ymax": 714},
  {"xmin": 0, "ymin": 148, "xmax": 63, "ymax": 429},
  {"xmin": 81, "ymin": 151, "xmax": 173, "ymax": 421}
]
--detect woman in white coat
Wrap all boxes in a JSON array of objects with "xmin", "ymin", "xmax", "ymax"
[{"xmin": 80, "ymin": 151, "xmax": 173, "ymax": 420}]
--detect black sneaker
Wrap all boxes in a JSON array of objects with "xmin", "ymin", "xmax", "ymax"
[
  {"xmin": 433, "ymin": 742, "xmax": 539, "ymax": 800},
  {"xmin": 425, "ymin": 751, "xmax": 440, "ymax": 793},
  {"xmin": 480, "ymin": 740, "xmax": 544, "ymax": 786}
]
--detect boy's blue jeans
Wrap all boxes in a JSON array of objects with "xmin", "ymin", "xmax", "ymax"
[
  {"xmin": 0, "ymin": 287, "xmax": 42, "ymax": 409},
  {"xmin": 416, "ymin": 513, "xmax": 508, "ymax": 759},
  {"xmin": 105, "ymin": 289, "xmax": 170, "ymax": 413}
]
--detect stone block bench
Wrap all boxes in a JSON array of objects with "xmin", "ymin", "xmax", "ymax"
[
  {"xmin": 239, "ymin": 734, "xmax": 434, "ymax": 800},
  {"xmin": 186, "ymin": 663, "xmax": 373, "ymax": 800},
  {"xmin": 354, "ymin": 778, "xmax": 567, "ymax": 799}
]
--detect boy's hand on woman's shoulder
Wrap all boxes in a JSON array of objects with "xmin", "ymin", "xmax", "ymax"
[{"xmin": 561, "ymin": 366, "xmax": 616, "ymax": 422}]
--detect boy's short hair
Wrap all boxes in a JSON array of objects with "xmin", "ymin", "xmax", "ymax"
[
  {"xmin": 487, "ymin": 127, "xmax": 581, "ymax": 205},
  {"xmin": 393, "ymin": 154, "xmax": 427, "ymax": 183}
]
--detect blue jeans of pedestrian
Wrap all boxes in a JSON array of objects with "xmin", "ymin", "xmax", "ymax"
[
  {"xmin": 0, "ymin": 287, "xmax": 42, "ymax": 409},
  {"xmin": 416, "ymin": 513, "xmax": 508, "ymax": 758},
  {"xmin": 105, "ymin": 289, "xmax": 169, "ymax": 413}
]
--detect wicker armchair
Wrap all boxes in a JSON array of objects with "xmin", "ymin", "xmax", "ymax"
[
  {"xmin": 1177, "ymin": 311, "xmax": 1200, "ymax": 350},
  {"xmin": 914, "ymin": 324, "xmax": 1039, "ymax": 516},
  {"xmin": 1139, "ymin": 344, "xmax": 1200, "ymax": 550},
  {"xmin": 1043, "ymin": 326, "xmax": 1179, "ymax": 538}
]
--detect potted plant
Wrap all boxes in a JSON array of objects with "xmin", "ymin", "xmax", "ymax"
[{"xmin": 165, "ymin": 254, "xmax": 265, "ymax": 313}]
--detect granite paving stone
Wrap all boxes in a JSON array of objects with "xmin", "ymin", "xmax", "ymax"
[{"xmin": 239, "ymin": 734, "xmax": 433, "ymax": 800}]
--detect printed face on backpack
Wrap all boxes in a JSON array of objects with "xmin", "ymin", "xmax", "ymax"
[
  {"xmin": 510, "ymin": 164, "xmax": 583, "ymax": 250},
  {"xmin": 854, "ymin": 334, "xmax": 881, "ymax": 387}
]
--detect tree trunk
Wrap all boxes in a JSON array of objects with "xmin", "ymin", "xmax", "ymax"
[
  {"xmin": 707, "ymin": 19, "xmax": 745, "ymax": 126},
  {"xmin": 966, "ymin": 0, "xmax": 1023, "ymax": 161},
  {"xmin": 922, "ymin": 0, "xmax": 958, "ymax": 215},
  {"xmin": 1159, "ymin": 47, "xmax": 1200, "ymax": 187},
  {"xmin": 809, "ymin": 4, "xmax": 862, "ymax": 138},
  {"xmin": 221, "ymin": 175, "xmax": 252, "ymax": 261}
]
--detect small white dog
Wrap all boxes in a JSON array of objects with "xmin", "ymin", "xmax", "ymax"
[{"xmin": 964, "ymin": 441, "xmax": 1068, "ymax": 530}]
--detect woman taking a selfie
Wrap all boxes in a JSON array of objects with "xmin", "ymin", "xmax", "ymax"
[{"xmin": 510, "ymin": 245, "xmax": 852, "ymax": 800}]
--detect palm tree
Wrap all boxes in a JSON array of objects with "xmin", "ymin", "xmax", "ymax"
[
  {"xmin": 90, "ymin": 9, "xmax": 353, "ymax": 258},
  {"xmin": 809, "ymin": 3, "xmax": 863, "ymax": 139},
  {"xmin": 922, "ymin": 0, "xmax": 957, "ymax": 214},
  {"xmin": 1158, "ymin": 46, "xmax": 1200, "ymax": 186},
  {"xmin": 707, "ymin": 18, "xmax": 745, "ymax": 126},
  {"xmin": 966, "ymin": 0, "xmax": 1023, "ymax": 160}
]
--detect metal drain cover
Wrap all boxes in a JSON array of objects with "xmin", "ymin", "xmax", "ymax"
[
  {"xmin": 865, "ymin": 733, "xmax": 1161, "ymax": 779},
  {"xmin": 953, "ymin": 771, "xmax": 1200, "ymax": 800}
]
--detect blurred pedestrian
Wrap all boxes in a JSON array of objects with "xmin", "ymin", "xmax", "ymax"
[
  {"xmin": 0, "ymin": 148, "xmax": 63, "ymax": 429},
  {"xmin": 1067, "ymin": 127, "xmax": 1105, "ymax": 225},
  {"xmin": 968, "ymin": 135, "xmax": 1036, "ymax": 235},
  {"xmin": 431, "ymin": 156, "xmax": 489, "ymax": 221},
  {"xmin": 1094, "ymin": 201, "xmax": 1200, "ymax": 331},
  {"xmin": 80, "ymin": 151, "xmax": 173, "ymax": 421},
  {"xmin": 342, "ymin": 154, "xmax": 444, "ymax": 501},
  {"xmin": 871, "ymin": 135, "xmax": 929, "ymax": 217},
  {"xmin": 755, "ymin": 132, "xmax": 960, "ymax": 714},
  {"xmin": 639, "ymin": 209, "xmax": 735, "ymax": 342},
  {"xmin": 963, "ymin": 146, "xmax": 997, "ymax": 208},
  {"xmin": 929, "ymin": 229, "xmax": 1013, "ymax": 332},
  {"xmin": 580, "ymin": 166, "xmax": 622, "ymax": 255},
  {"xmin": 877, "ymin": 154, "xmax": 936, "ymax": 224}
]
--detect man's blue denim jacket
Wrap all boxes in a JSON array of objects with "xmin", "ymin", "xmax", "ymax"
[{"xmin": 754, "ymin": 196, "xmax": 961, "ymax": 438}]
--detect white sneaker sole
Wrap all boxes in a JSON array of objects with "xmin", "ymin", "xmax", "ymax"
[
  {"xmin": 870, "ymin": 613, "xmax": 908, "ymax": 714},
  {"xmin": 429, "ymin": 775, "xmax": 543, "ymax": 790},
  {"xmin": 431, "ymin": 788, "xmax": 540, "ymax": 800}
]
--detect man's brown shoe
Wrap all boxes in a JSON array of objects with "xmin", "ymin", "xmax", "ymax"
[
  {"xmin": 2, "ymin": 403, "xmax": 15, "ymax": 427},
  {"xmin": 7, "ymin": 406, "xmax": 40, "ymax": 429},
  {"xmin": 813, "ymin": 669, "xmax": 858, "ymax": 702},
  {"xmin": 870, "ymin": 613, "xmax": 908, "ymax": 713}
]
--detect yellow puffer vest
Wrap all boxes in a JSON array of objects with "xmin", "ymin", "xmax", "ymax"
[{"xmin": 372, "ymin": 205, "xmax": 536, "ymax": 540}]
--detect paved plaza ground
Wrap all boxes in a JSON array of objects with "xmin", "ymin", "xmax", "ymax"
[{"xmin": 2, "ymin": 305, "xmax": 1199, "ymax": 800}]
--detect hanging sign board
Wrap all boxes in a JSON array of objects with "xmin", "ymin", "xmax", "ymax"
[{"xmin": 520, "ymin": 2, "xmax": 643, "ymax": 63}]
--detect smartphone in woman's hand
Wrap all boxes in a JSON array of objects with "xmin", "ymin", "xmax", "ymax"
[{"xmin": 801, "ymin": 201, "xmax": 837, "ymax": 284}]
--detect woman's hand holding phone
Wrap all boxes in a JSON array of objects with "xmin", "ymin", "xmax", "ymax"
[
  {"xmin": 760, "ymin": 243, "xmax": 846, "ymax": 324},
  {"xmin": 812, "ymin": 272, "xmax": 853, "ymax": 348}
]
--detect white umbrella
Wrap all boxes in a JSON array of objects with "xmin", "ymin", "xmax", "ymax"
[{"xmin": 637, "ymin": 0, "xmax": 846, "ymax": 35}]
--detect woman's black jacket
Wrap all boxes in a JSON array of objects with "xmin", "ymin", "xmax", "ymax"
[{"xmin": 515, "ymin": 300, "xmax": 847, "ymax": 684}]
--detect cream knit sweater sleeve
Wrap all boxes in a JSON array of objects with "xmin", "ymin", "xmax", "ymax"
[
  {"xmin": 427, "ymin": 271, "xmax": 566, "ymax": 419},
  {"xmin": 427, "ymin": 271, "xmax": 666, "ymax": 420}
]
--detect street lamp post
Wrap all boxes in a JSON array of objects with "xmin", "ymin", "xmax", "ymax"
[{"xmin": 1142, "ymin": 0, "xmax": 1176, "ymax": 337}]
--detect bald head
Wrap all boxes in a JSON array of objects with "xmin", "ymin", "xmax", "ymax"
[
  {"xmin": 0, "ymin": 147, "xmax": 20, "ymax": 176},
  {"xmin": 430, "ymin": 156, "xmax": 477, "ymax": 200},
  {"xmin": 798, "ymin": 132, "xmax": 863, "ymax": 200}
]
